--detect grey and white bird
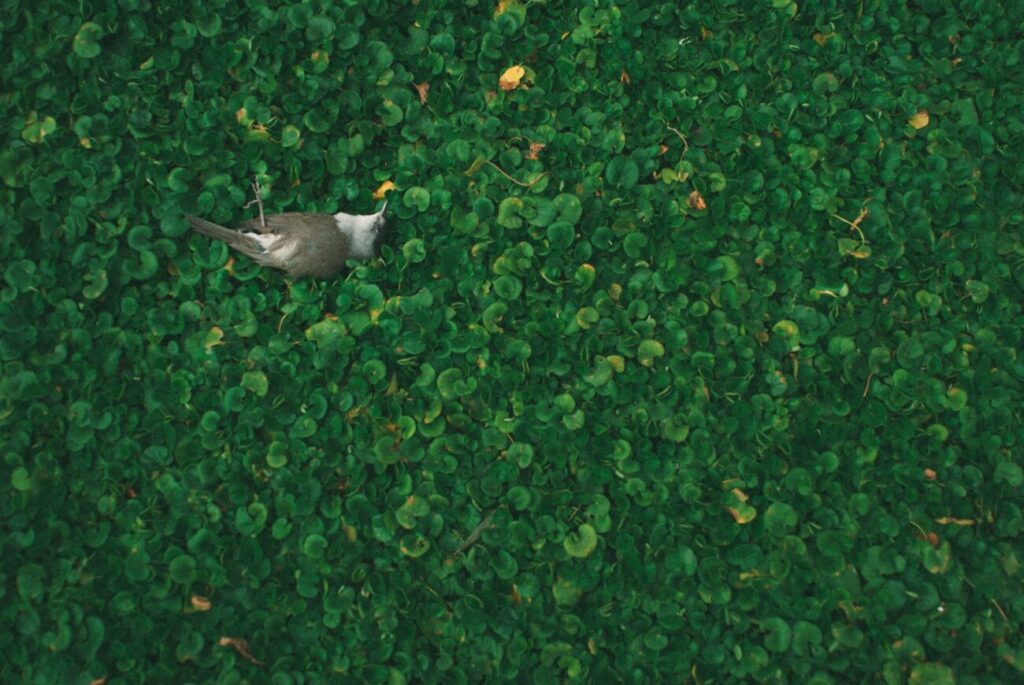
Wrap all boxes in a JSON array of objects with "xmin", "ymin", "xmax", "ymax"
[{"xmin": 187, "ymin": 187, "xmax": 389, "ymax": 278}]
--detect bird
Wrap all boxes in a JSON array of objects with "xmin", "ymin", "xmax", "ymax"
[{"xmin": 187, "ymin": 177, "xmax": 389, "ymax": 278}]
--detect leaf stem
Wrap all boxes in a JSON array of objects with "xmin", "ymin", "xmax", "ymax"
[{"xmin": 486, "ymin": 161, "xmax": 548, "ymax": 188}]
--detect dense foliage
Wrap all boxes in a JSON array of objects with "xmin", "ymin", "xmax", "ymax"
[{"xmin": 3, "ymin": 0, "xmax": 1024, "ymax": 682}]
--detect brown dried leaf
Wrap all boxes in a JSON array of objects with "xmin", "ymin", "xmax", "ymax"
[
  {"xmin": 218, "ymin": 637, "xmax": 263, "ymax": 665},
  {"xmin": 191, "ymin": 595, "xmax": 211, "ymax": 611},
  {"xmin": 688, "ymin": 189, "xmax": 707, "ymax": 210},
  {"xmin": 812, "ymin": 32, "xmax": 835, "ymax": 46},
  {"xmin": 413, "ymin": 81, "xmax": 430, "ymax": 104},
  {"xmin": 525, "ymin": 141, "xmax": 545, "ymax": 160},
  {"xmin": 620, "ymin": 69, "xmax": 630, "ymax": 85}
]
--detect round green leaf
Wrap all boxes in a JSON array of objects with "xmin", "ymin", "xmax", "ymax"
[
  {"xmin": 302, "ymin": 534, "xmax": 328, "ymax": 559},
  {"xmin": 11, "ymin": 466, "xmax": 31, "ymax": 492},
  {"xmin": 606, "ymin": 157, "xmax": 639, "ymax": 188},
  {"xmin": 563, "ymin": 523, "xmax": 598, "ymax": 558},
  {"xmin": 399, "ymin": 533, "xmax": 430, "ymax": 558},
  {"xmin": 763, "ymin": 617, "xmax": 792, "ymax": 653},
  {"xmin": 710, "ymin": 255, "xmax": 740, "ymax": 281},
  {"xmin": 764, "ymin": 502, "xmax": 798, "ymax": 536},
  {"xmin": 637, "ymin": 340, "xmax": 665, "ymax": 367},
  {"xmin": 402, "ymin": 238, "xmax": 427, "ymax": 263},
  {"xmin": 403, "ymin": 187, "xmax": 430, "ymax": 213},
  {"xmin": 73, "ymin": 22, "xmax": 104, "ymax": 59},
  {"xmin": 623, "ymin": 232, "xmax": 648, "ymax": 259},
  {"xmin": 168, "ymin": 555, "xmax": 196, "ymax": 584},
  {"xmin": 281, "ymin": 125, "xmax": 301, "ymax": 148},
  {"xmin": 547, "ymin": 221, "xmax": 575, "ymax": 248}
]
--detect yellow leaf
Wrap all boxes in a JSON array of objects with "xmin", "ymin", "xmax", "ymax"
[
  {"xmin": 724, "ymin": 486, "xmax": 757, "ymax": 524},
  {"xmin": 372, "ymin": 180, "xmax": 395, "ymax": 200},
  {"xmin": 495, "ymin": 0, "xmax": 511, "ymax": 16},
  {"xmin": 728, "ymin": 506, "xmax": 757, "ymax": 524},
  {"xmin": 499, "ymin": 65, "xmax": 525, "ymax": 92},
  {"xmin": 908, "ymin": 110, "xmax": 929, "ymax": 129},
  {"xmin": 204, "ymin": 326, "xmax": 224, "ymax": 350},
  {"xmin": 812, "ymin": 31, "xmax": 835, "ymax": 46},
  {"xmin": 190, "ymin": 595, "xmax": 211, "ymax": 611},
  {"xmin": 934, "ymin": 517, "xmax": 976, "ymax": 526}
]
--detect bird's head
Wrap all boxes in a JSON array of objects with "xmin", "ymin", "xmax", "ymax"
[{"xmin": 371, "ymin": 199, "xmax": 389, "ymax": 253}]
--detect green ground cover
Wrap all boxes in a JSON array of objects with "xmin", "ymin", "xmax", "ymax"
[{"xmin": 2, "ymin": 0, "xmax": 1023, "ymax": 682}]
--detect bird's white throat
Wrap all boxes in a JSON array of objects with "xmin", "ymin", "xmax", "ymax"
[{"xmin": 334, "ymin": 211, "xmax": 379, "ymax": 259}]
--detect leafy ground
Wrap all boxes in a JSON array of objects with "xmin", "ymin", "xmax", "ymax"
[{"xmin": 3, "ymin": 0, "xmax": 1024, "ymax": 683}]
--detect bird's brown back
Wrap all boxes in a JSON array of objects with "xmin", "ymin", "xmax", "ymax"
[{"xmin": 239, "ymin": 213, "xmax": 350, "ymax": 278}]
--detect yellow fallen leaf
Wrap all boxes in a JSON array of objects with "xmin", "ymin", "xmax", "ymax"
[
  {"xmin": 909, "ymin": 110, "xmax": 929, "ymax": 129},
  {"xmin": 934, "ymin": 517, "xmax": 976, "ymax": 526},
  {"xmin": 372, "ymin": 180, "xmax": 395, "ymax": 200},
  {"xmin": 499, "ymin": 65, "xmax": 525, "ymax": 92},
  {"xmin": 728, "ymin": 506, "xmax": 757, "ymax": 524},
  {"xmin": 204, "ymin": 326, "xmax": 224, "ymax": 350},
  {"xmin": 191, "ymin": 595, "xmax": 211, "ymax": 611}
]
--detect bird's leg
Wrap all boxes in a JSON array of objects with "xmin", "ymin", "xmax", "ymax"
[{"xmin": 243, "ymin": 175, "xmax": 268, "ymax": 231}]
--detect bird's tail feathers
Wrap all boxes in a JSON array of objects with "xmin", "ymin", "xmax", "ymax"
[{"xmin": 187, "ymin": 215, "xmax": 265, "ymax": 259}]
